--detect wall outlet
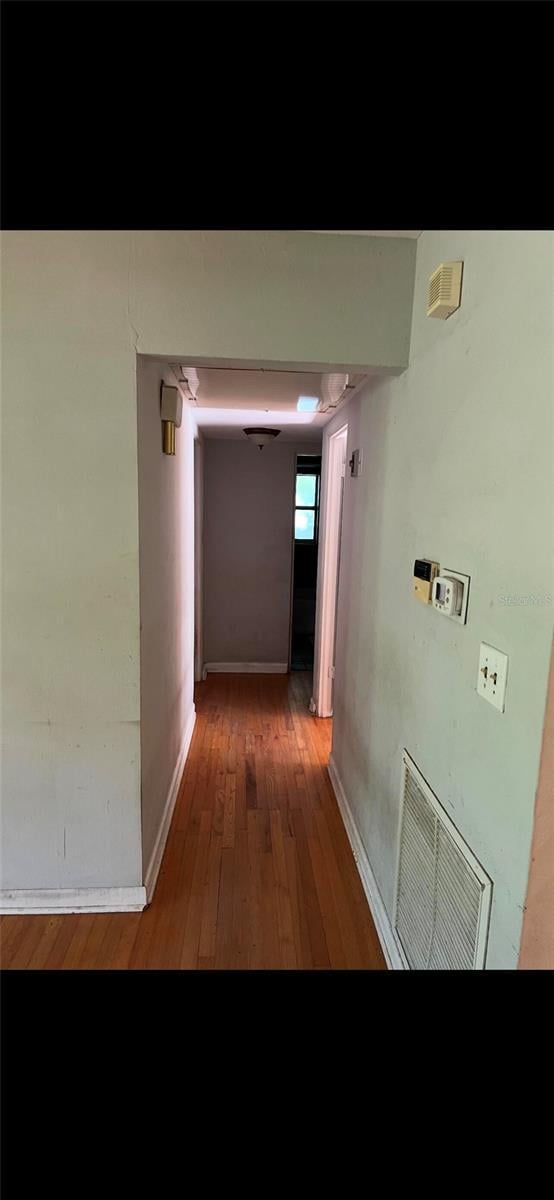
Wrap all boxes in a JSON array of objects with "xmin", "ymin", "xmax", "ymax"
[{"xmin": 477, "ymin": 643, "xmax": 508, "ymax": 712}]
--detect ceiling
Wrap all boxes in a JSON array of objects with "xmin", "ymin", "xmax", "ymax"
[
  {"xmin": 167, "ymin": 365, "xmax": 361, "ymax": 442},
  {"xmin": 190, "ymin": 407, "xmax": 327, "ymax": 442},
  {"xmin": 176, "ymin": 367, "xmax": 324, "ymax": 411}
]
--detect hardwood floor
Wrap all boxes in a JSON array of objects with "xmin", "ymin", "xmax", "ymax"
[{"xmin": 0, "ymin": 673, "xmax": 386, "ymax": 970}]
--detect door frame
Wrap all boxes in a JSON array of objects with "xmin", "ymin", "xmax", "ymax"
[
  {"xmin": 288, "ymin": 452, "xmax": 322, "ymax": 672},
  {"xmin": 193, "ymin": 436, "xmax": 204, "ymax": 682},
  {"xmin": 312, "ymin": 422, "xmax": 348, "ymax": 717}
]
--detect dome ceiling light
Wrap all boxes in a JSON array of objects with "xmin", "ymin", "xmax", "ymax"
[{"xmin": 243, "ymin": 427, "xmax": 281, "ymax": 451}]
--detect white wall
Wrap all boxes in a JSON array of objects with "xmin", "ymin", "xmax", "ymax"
[
  {"xmin": 519, "ymin": 643, "xmax": 554, "ymax": 968},
  {"xmin": 137, "ymin": 360, "xmax": 196, "ymax": 876},
  {"xmin": 2, "ymin": 229, "xmax": 415, "ymax": 895},
  {"xmin": 131, "ymin": 230, "xmax": 416, "ymax": 372},
  {"xmin": 1, "ymin": 232, "xmax": 143, "ymax": 889},
  {"xmin": 194, "ymin": 438, "xmax": 205, "ymax": 682},
  {"xmin": 203, "ymin": 439, "xmax": 320, "ymax": 666},
  {"xmin": 325, "ymin": 230, "xmax": 553, "ymax": 969}
]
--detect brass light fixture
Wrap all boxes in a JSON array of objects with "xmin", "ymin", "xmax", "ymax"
[
  {"xmin": 160, "ymin": 384, "xmax": 183, "ymax": 455},
  {"xmin": 163, "ymin": 421, "xmax": 176, "ymax": 455},
  {"xmin": 243, "ymin": 427, "xmax": 281, "ymax": 451}
]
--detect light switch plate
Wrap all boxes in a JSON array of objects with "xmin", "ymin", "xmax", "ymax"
[
  {"xmin": 349, "ymin": 448, "xmax": 363, "ymax": 477},
  {"xmin": 477, "ymin": 643, "xmax": 508, "ymax": 712}
]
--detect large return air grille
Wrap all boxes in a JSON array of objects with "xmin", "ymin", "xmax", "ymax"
[{"xmin": 394, "ymin": 752, "xmax": 492, "ymax": 970}]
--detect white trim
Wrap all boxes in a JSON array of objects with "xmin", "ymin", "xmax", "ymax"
[
  {"xmin": 287, "ymin": 452, "xmax": 297, "ymax": 672},
  {"xmin": 1, "ymin": 699, "xmax": 198, "ymax": 918},
  {"xmin": 0, "ymin": 887, "xmax": 147, "ymax": 914},
  {"xmin": 202, "ymin": 662, "xmax": 288, "ymax": 675},
  {"xmin": 327, "ymin": 754, "xmax": 406, "ymax": 970},
  {"xmin": 312, "ymin": 424, "xmax": 348, "ymax": 717},
  {"xmin": 193, "ymin": 438, "xmax": 204, "ymax": 683},
  {"xmin": 144, "ymin": 705, "xmax": 196, "ymax": 903}
]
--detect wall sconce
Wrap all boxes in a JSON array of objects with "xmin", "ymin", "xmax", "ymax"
[{"xmin": 160, "ymin": 384, "xmax": 183, "ymax": 455}]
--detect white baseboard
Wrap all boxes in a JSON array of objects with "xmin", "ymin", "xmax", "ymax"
[
  {"xmin": 327, "ymin": 754, "xmax": 406, "ymax": 970},
  {"xmin": 0, "ymin": 706, "xmax": 198, "ymax": 916},
  {"xmin": 0, "ymin": 886, "xmax": 147, "ymax": 915},
  {"xmin": 202, "ymin": 662, "xmax": 288, "ymax": 675},
  {"xmin": 144, "ymin": 705, "xmax": 196, "ymax": 904}
]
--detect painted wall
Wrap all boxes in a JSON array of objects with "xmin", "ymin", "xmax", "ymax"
[
  {"xmin": 2, "ymin": 229, "xmax": 414, "ymax": 893},
  {"xmin": 194, "ymin": 438, "xmax": 205, "ymax": 682},
  {"xmin": 203, "ymin": 439, "xmax": 320, "ymax": 666},
  {"xmin": 325, "ymin": 230, "xmax": 553, "ymax": 969},
  {"xmin": 131, "ymin": 230, "xmax": 416, "ymax": 372},
  {"xmin": 137, "ymin": 360, "xmax": 196, "ymax": 876},
  {"xmin": 519, "ymin": 643, "xmax": 554, "ymax": 969},
  {"xmin": 1, "ymin": 232, "xmax": 143, "ymax": 889}
]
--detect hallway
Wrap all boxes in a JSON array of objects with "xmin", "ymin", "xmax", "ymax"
[{"xmin": 0, "ymin": 674, "xmax": 386, "ymax": 970}]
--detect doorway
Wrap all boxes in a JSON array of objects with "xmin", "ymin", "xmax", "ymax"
[
  {"xmin": 289, "ymin": 454, "xmax": 321, "ymax": 672},
  {"xmin": 312, "ymin": 423, "xmax": 348, "ymax": 717}
]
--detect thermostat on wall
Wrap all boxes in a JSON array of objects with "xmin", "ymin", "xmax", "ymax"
[{"xmin": 432, "ymin": 570, "xmax": 470, "ymax": 624}]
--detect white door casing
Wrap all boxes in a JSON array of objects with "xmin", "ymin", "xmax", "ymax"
[{"xmin": 312, "ymin": 424, "xmax": 348, "ymax": 717}]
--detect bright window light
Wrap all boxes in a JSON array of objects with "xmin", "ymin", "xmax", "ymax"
[
  {"xmin": 295, "ymin": 475, "xmax": 317, "ymax": 506},
  {"xmin": 297, "ymin": 396, "xmax": 319, "ymax": 413},
  {"xmin": 294, "ymin": 467, "xmax": 319, "ymax": 542},
  {"xmin": 295, "ymin": 510, "xmax": 315, "ymax": 540}
]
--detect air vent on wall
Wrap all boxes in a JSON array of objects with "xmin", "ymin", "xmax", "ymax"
[
  {"xmin": 173, "ymin": 366, "xmax": 200, "ymax": 403},
  {"xmin": 318, "ymin": 373, "xmax": 350, "ymax": 413},
  {"xmin": 318, "ymin": 373, "xmax": 366, "ymax": 414},
  {"xmin": 427, "ymin": 261, "xmax": 463, "ymax": 319},
  {"xmin": 394, "ymin": 752, "xmax": 492, "ymax": 969}
]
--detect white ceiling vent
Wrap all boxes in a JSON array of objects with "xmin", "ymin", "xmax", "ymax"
[
  {"xmin": 394, "ymin": 752, "xmax": 492, "ymax": 969},
  {"xmin": 318, "ymin": 373, "xmax": 367, "ymax": 414},
  {"xmin": 427, "ymin": 261, "xmax": 463, "ymax": 319},
  {"xmin": 319, "ymin": 373, "xmax": 350, "ymax": 413},
  {"xmin": 173, "ymin": 365, "xmax": 200, "ymax": 403}
]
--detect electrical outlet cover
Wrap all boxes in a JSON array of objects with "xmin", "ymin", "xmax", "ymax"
[{"xmin": 477, "ymin": 643, "xmax": 508, "ymax": 712}]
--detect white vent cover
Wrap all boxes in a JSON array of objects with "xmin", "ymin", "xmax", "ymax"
[
  {"xmin": 319, "ymin": 373, "xmax": 350, "ymax": 412},
  {"xmin": 394, "ymin": 752, "xmax": 492, "ymax": 969},
  {"xmin": 427, "ymin": 261, "xmax": 463, "ymax": 319}
]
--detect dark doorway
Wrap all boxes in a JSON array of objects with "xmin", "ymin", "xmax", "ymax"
[{"xmin": 290, "ymin": 454, "xmax": 321, "ymax": 671}]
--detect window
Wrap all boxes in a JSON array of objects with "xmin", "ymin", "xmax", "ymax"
[{"xmin": 295, "ymin": 471, "xmax": 320, "ymax": 541}]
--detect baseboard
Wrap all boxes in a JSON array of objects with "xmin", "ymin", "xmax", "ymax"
[
  {"xmin": 0, "ymin": 886, "xmax": 147, "ymax": 915},
  {"xmin": 1, "ymin": 707, "xmax": 198, "ymax": 916},
  {"xmin": 327, "ymin": 754, "xmax": 406, "ymax": 970},
  {"xmin": 202, "ymin": 662, "xmax": 288, "ymax": 675},
  {"xmin": 144, "ymin": 705, "xmax": 196, "ymax": 904}
]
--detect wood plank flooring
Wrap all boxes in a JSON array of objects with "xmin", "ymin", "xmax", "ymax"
[{"xmin": 0, "ymin": 673, "xmax": 386, "ymax": 970}]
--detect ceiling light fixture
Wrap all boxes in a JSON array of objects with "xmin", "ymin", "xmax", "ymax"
[{"xmin": 243, "ymin": 427, "xmax": 281, "ymax": 451}]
